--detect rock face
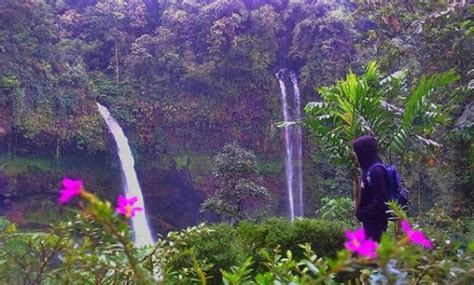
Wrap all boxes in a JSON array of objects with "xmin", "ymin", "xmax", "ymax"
[
  {"xmin": 0, "ymin": 172, "xmax": 58, "ymax": 199},
  {"xmin": 138, "ymin": 165, "xmax": 284, "ymax": 234},
  {"xmin": 138, "ymin": 167, "xmax": 219, "ymax": 234},
  {"xmin": 456, "ymin": 101, "xmax": 474, "ymax": 129}
]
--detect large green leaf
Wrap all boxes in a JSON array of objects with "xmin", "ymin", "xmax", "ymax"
[{"xmin": 388, "ymin": 70, "xmax": 459, "ymax": 155}]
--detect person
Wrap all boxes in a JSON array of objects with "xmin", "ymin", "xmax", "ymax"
[{"xmin": 352, "ymin": 135, "xmax": 389, "ymax": 242}]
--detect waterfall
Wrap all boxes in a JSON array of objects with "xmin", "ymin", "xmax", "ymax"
[
  {"xmin": 276, "ymin": 70, "xmax": 304, "ymax": 220},
  {"xmin": 276, "ymin": 70, "xmax": 295, "ymax": 221},
  {"xmin": 97, "ymin": 103, "xmax": 154, "ymax": 246},
  {"xmin": 289, "ymin": 72, "xmax": 304, "ymax": 217}
]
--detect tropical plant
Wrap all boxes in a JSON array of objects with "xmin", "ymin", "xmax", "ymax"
[
  {"xmin": 315, "ymin": 197, "xmax": 357, "ymax": 227},
  {"xmin": 304, "ymin": 61, "xmax": 459, "ymax": 205}
]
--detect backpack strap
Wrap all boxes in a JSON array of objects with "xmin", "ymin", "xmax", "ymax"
[{"xmin": 366, "ymin": 162, "xmax": 385, "ymax": 186}]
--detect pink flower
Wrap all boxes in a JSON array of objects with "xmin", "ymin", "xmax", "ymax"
[
  {"xmin": 115, "ymin": 195, "xmax": 143, "ymax": 218},
  {"xmin": 59, "ymin": 178, "xmax": 83, "ymax": 204},
  {"xmin": 401, "ymin": 220, "xmax": 432, "ymax": 249},
  {"xmin": 344, "ymin": 227, "xmax": 378, "ymax": 258}
]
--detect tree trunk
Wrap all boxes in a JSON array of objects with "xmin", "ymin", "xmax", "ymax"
[
  {"xmin": 350, "ymin": 155, "xmax": 362, "ymax": 210},
  {"xmin": 351, "ymin": 167, "xmax": 361, "ymax": 209}
]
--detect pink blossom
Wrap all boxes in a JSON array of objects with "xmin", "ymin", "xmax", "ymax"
[
  {"xmin": 401, "ymin": 220, "xmax": 432, "ymax": 249},
  {"xmin": 58, "ymin": 178, "xmax": 83, "ymax": 204},
  {"xmin": 344, "ymin": 227, "xmax": 378, "ymax": 258},
  {"xmin": 115, "ymin": 195, "xmax": 143, "ymax": 218}
]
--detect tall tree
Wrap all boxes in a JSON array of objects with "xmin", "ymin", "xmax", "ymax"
[{"xmin": 201, "ymin": 143, "xmax": 270, "ymax": 223}]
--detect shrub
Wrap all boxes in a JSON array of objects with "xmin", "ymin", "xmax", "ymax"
[
  {"xmin": 158, "ymin": 223, "xmax": 243, "ymax": 284},
  {"xmin": 315, "ymin": 196, "xmax": 358, "ymax": 227},
  {"xmin": 236, "ymin": 218, "xmax": 345, "ymax": 259},
  {"xmin": 158, "ymin": 219, "xmax": 346, "ymax": 283}
]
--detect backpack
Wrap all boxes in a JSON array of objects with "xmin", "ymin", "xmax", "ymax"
[{"xmin": 367, "ymin": 162, "xmax": 409, "ymax": 220}]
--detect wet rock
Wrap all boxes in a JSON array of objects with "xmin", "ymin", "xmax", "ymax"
[{"xmin": 139, "ymin": 167, "xmax": 218, "ymax": 234}]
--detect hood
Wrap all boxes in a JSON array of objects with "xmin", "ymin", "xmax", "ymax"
[{"xmin": 352, "ymin": 135, "xmax": 381, "ymax": 171}]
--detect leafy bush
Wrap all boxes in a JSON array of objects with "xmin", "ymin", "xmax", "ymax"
[
  {"xmin": 315, "ymin": 196, "xmax": 357, "ymax": 227},
  {"xmin": 155, "ymin": 218, "xmax": 346, "ymax": 283},
  {"xmin": 237, "ymin": 218, "xmax": 345, "ymax": 259},
  {"xmin": 156, "ymin": 223, "xmax": 242, "ymax": 284},
  {"xmin": 1, "ymin": 179, "xmax": 472, "ymax": 284}
]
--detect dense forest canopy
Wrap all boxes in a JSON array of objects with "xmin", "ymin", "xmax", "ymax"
[
  {"xmin": 0, "ymin": 0, "xmax": 472, "ymax": 227},
  {"xmin": 0, "ymin": 1, "xmax": 473, "ymax": 284}
]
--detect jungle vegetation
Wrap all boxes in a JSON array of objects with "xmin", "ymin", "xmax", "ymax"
[{"xmin": 0, "ymin": 0, "xmax": 472, "ymax": 284}]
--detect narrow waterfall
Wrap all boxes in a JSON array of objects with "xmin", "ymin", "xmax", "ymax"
[
  {"xmin": 276, "ymin": 70, "xmax": 304, "ymax": 220},
  {"xmin": 97, "ymin": 103, "xmax": 154, "ymax": 246},
  {"xmin": 289, "ymin": 72, "xmax": 304, "ymax": 217},
  {"xmin": 276, "ymin": 70, "xmax": 295, "ymax": 221}
]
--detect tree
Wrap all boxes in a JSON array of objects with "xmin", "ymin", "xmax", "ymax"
[
  {"xmin": 304, "ymin": 62, "xmax": 459, "ymax": 207},
  {"xmin": 201, "ymin": 143, "xmax": 270, "ymax": 223}
]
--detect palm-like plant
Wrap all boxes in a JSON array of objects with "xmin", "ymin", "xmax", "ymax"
[{"xmin": 304, "ymin": 61, "xmax": 458, "ymax": 206}]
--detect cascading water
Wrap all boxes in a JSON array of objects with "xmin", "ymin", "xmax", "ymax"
[
  {"xmin": 276, "ymin": 70, "xmax": 295, "ymax": 221},
  {"xmin": 276, "ymin": 70, "xmax": 304, "ymax": 220},
  {"xmin": 289, "ymin": 72, "xmax": 304, "ymax": 217},
  {"xmin": 97, "ymin": 103, "xmax": 154, "ymax": 246}
]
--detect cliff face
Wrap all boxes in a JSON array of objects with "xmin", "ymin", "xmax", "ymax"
[
  {"xmin": 1, "ymin": 1, "xmax": 471, "ymax": 231},
  {"xmin": 0, "ymin": 85, "xmax": 287, "ymax": 232}
]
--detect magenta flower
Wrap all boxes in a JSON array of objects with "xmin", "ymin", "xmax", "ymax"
[
  {"xmin": 344, "ymin": 227, "xmax": 378, "ymax": 258},
  {"xmin": 401, "ymin": 220, "xmax": 432, "ymax": 249},
  {"xmin": 59, "ymin": 178, "xmax": 83, "ymax": 204},
  {"xmin": 116, "ymin": 195, "xmax": 143, "ymax": 218}
]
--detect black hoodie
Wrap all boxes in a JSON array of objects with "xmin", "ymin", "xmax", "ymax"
[{"xmin": 352, "ymin": 135, "xmax": 389, "ymax": 224}]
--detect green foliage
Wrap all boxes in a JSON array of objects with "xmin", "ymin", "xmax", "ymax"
[
  {"xmin": 236, "ymin": 218, "xmax": 346, "ymax": 260},
  {"xmin": 154, "ymin": 223, "xmax": 242, "ymax": 284},
  {"xmin": 305, "ymin": 61, "xmax": 458, "ymax": 165},
  {"xmin": 389, "ymin": 70, "xmax": 460, "ymax": 155},
  {"xmin": 154, "ymin": 218, "xmax": 345, "ymax": 284},
  {"xmin": 255, "ymin": 159, "xmax": 281, "ymax": 175},
  {"xmin": 1, "ymin": 183, "xmax": 473, "ymax": 284},
  {"xmin": 222, "ymin": 204, "xmax": 474, "ymax": 284},
  {"xmin": 0, "ymin": 223, "xmax": 70, "ymax": 284},
  {"xmin": 221, "ymin": 257, "xmax": 254, "ymax": 285},
  {"xmin": 201, "ymin": 144, "xmax": 270, "ymax": 222},
  {"xmin": 0, "ymin": 156, "xmax": 57, "ymax": 176},
  {"xmin": 174, "ymin": 153, "xmax": 213, "ymax": 176},
  {"xmin": 315, "ymin": 197, "xmax": 357, "ymax": 227}
]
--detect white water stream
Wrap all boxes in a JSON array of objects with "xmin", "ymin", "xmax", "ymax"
[
  {"xmin": 97, "ymin": 103, "xmax": 154, "ymax": 246},
  {"xmin": 276, "ymin": 70, "xmax": 304, "ymax": 220}
]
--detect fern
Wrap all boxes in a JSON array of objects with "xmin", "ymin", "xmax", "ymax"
[{"xmin": 388, "ymin": 70, "xmax": 459, "ymax": 155}]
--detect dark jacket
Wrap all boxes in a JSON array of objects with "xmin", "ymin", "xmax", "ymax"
[{"xmin": 352, "ymin": 136, "xmax": 389, "ymax": 225}]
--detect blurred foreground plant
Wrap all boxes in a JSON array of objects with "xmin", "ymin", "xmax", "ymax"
[
  {"xmin": 0, "ymin": 178, "xmax": 157, "ymax": 284},
  {"xmin": 0, "ymin": 181, "xmax": 472, "ymax": 284},
  {"xmin": 221, "ymin": 202, "xmax": 473, "ymax": 284}
]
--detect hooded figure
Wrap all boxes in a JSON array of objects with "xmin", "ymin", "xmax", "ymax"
[{"xmin": 352, "ymin": 135, "xmax": 389, "ymax": 242}]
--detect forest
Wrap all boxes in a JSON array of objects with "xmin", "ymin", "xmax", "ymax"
[{"xmin": 0, "ymin": 0, "xmax": 472, "ymax": 284}]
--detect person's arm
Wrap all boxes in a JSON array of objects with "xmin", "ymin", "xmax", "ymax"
[{"xmin": 356, "ymin": 166, "xmax": 389, "ymax": 221}]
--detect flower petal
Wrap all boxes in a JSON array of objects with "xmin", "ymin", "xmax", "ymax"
[
  {"xmin": 354, "ymin": 228, "xmax": 366, "ymax": 240},
  {"xmin": 129, "ymin": 196, "xmax": 138, "ymax": 205},
  {"xmin": 401, "ymin": 220, "xmax": 412, "ymax": 234},
  {"xmin": 117, "ymin": 195, "xmax": 127, "ymax": 206}
]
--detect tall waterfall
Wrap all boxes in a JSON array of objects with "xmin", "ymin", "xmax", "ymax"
[
  {"xmin": 276, "ymin": 70, "xmax": 304, "ymax": 220},
  {"xmin": 97, "ymin": 103, "xmax": 154, "ymax": 246},
  {"xmin": 289, "ymin": 72, "xmax": 304, "ymax": 217},
  {"xmin": 276, "ymin": 70, "xmax": 295, "ymax": 221}
]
